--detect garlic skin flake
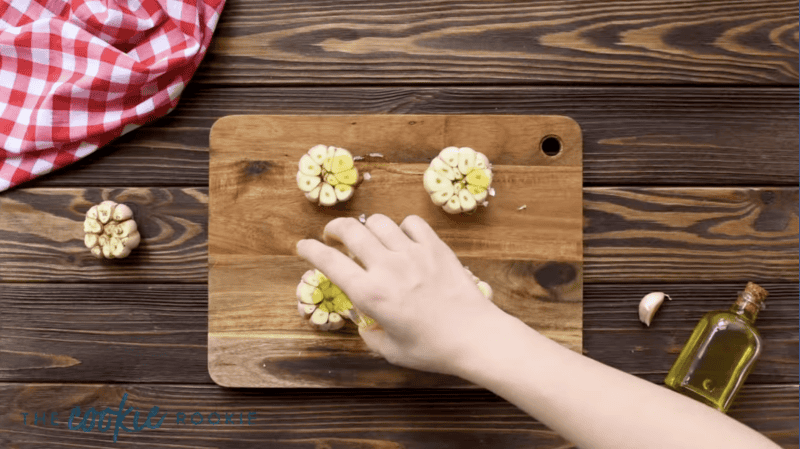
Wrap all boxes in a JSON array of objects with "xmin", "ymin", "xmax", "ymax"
[
  {"xmin": 639, "ymin": 292, "xmax": 672, "ymax": 326},
  {"xmin": 297, "ymin": 145, "xmax": 359, "ymax": 206},
  {"xmin": 84, "ymin": 200, "xmax": 140, "ymax": 259},
  {"xmin": 423, "ymin": 146, "xmax": 493, "ymax": 214}
]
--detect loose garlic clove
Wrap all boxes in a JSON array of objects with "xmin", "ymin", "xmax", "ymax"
[{"xmin": 639, "ymin": 292, "xmax": 672, "ymax": 326}]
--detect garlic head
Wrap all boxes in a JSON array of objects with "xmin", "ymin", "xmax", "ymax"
[
  {"xmin": 298, "ymin": 145, "xmax": 359, "ymax": 206},
  {"xmin": 84, "ymin": 201, "xmax": 140, "ymax": 259},
  {"xmin": 423, "ymin": 147, "xmax": 493, "ymax": 214}
]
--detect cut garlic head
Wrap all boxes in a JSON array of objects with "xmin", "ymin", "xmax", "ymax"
[
  {"xmin": 423, "ymin": 147, "xmax": 493, "ymax": 214},
  {"xmin": 638, "ymin": 292, "xmax": 672, "ymax": 326},
  {"xmin": 84, "ymin": 201, "xmax": 140, "ymax": 259},
  {"xmin": 296, "ymin": 269, "xmax": 361, "ymax": 331},
  {"xmin": 298, "ymin": 145, "xmax": 359, "ymax": 206}
]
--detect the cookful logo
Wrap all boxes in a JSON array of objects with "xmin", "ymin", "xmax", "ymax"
[{"xmin": 20, "ymin": 394, "xmax": 257, "ymax": 443}]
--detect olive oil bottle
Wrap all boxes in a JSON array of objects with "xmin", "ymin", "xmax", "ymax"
[{"xmin": 664, "ymin": 282, "xmax": 768, "ymax": 413}]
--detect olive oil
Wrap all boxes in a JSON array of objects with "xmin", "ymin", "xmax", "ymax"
[{"xmin": 664, "ymin": 282, "xmax": 768, "ymax": 413}]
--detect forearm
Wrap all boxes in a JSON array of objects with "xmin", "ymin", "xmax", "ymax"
[{"xmin": 455, "ymin": 311, "xmax": 780, "ymax": 449}]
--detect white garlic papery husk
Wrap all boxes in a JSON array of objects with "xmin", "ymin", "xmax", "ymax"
[
  {"xmin": 84, "ymin": 201, "xmax": 140, "ymax": 259},
  {"xmin": 297, "ymin": 145, "xmax": 359, "ymax": 206},
  {"xmin": 423, "ymin": 147, "xmax": 493, "ymax": 214}
]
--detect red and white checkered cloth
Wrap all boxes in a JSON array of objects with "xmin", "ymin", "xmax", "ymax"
[{"xmin": 0, "ymin": 0, "xmax": 225, "ymax": 191}]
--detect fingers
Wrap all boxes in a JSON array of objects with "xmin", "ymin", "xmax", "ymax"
[
  {"xmin": 399, "ymin": 215, "xmax": 439, "ymax": 244},
  {"xmin": 296, "ymin": 238, "xmax": 368, "ymax": 297},
  {"xmin": 323, "ymin": 217, "xmax": 387, "ymax": 267},
  {"xmin": 364, "ymin": 214, "xmax": 412, "ymax": 252}
]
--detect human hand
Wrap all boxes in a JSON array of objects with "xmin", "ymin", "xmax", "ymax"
[{"xmin": 296, "ymin": 214, "xmax": 507, "ymax": 376}]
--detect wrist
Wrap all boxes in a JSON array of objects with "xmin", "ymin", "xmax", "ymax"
[{"xmin": 450, "ymin": 305, "xmax": 536, "ymax": 383}]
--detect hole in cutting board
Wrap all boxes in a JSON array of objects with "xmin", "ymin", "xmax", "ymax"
[{"xmin": 540, "ymin": 136, "xmax": 562, "ymax": 156}]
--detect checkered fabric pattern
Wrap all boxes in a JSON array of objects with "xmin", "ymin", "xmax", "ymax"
[{"xmin": 0, "ymin": 0, "xmax": 225, "ymax": 191}]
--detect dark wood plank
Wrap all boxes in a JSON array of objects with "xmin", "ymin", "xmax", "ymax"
[
  {"xmin": 1, "ymin": 283, "xmax": 795, "ymax": 384},
  {"xmin": 1, "ymin": 187, "xmax": 795, "ymax": 282},
  {"xmin": 0, "ymin": 188, "xmax": 207, "ymax": 283},
  {"xmin": 0, "ymin": 383, "xmax": 795, "ymax": 448},
  {"xmin": 19, "ymin": 86, "xmax": 798, "ymax": 189},
  {"xmin": 197, "ymin": 0, "xmax": 798, "ymax": 85},
  {"xmin": 583, "ymin": 283, "xmax": 799, "ymax": 385}
]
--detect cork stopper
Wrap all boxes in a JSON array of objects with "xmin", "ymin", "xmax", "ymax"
[{"xmin": 737, "ymin": 282, "xmax": 768, "ymax": 318}]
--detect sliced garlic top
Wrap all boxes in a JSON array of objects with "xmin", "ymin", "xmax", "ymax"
[
  {"xmin": 423, "ymin": 147, "xmax": 493, "ymax": 214},
  {"xmin": 84, "ymin": 200, "xmax": 140, "ymax": 259},
  {"xmin": 298, "ymin": 145, "xmax": 359, "ymax": 206},
  {"xmin": 296, "ymin": 269, "xmax": 361, "ymax": 331}
]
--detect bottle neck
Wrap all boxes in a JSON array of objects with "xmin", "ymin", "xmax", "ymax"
[{"xmin": 729, "ymin": 292, "xmax": 761, "ymax": 323}]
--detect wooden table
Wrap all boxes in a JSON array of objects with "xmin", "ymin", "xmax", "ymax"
[{"xmin": 2, "ymin": 1, "xmax": 798, "ymax": 447}]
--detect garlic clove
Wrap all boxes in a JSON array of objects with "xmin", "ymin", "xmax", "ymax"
[
  {"xmin": 430, "ymin": 157, "xmax": 458, "ymax": 180},
  {"xmin": 475, "ymin": 152, "xmax": 490, "ymax": 170},
  {"xmin": 297, "ymin": 172, "xmax": 321, "ymax": 192},
  {"xmin": 457, "ymin": 147, "xmax": 477, "ymax": 176},
  {"xmin": 430, "ymin": 182, "xmax": 455, "ymax": 206},
  {"xmin": 102, "ymin": 243, "xmax": 114, "ymax": 259},
  {"xmin": 318, "ymin": 183, "xmax": 337, "ymax": 206},
  {"xmin": 322, "ymin": 147, "xmax": 336, "ymax": 172},
  {"xmin": 443, "ymin": 195, "xmax": 462, "ymax": 214},
  {"xmin": 84, "ymin": 217, "xmax": 102, "ymax": 234},
  {"xmin": 458, "ymin": 189, "xmax": 477, "ymax": 212},
  {"xmin": 112, "ymin": 203, "xmax": 133, "ymax": 221},
  {"xmin": 639, "ymin": 292, "xmax": 672, "ymax": 326},
  {"xmin": 334, "ymin": 184, "xmax": 354, "ymax": 202},
  {"xmin": 325, "ymin": 173, "xmax": 340, "ymax": 186},
  {"xmin": 86, "ymin": 205, "xmax": 99, "ymax": 220},
  {"xmin": 297, "ymin": 281, "xmax": 324, "ymax": 304},
  {"xmin": 91, "ymin": 246, "xmax": 103, "ymax": 259},
  {"xmin": 439, "ymin": 147, "xmax": 460, "ymax": 167},
  {"xmin": 476, "ymin": 281, "xmax": 493, "ymax": 300},
  {"xmin": 471, "ymin": 188, "xmax": 488, "ymax": 203},
  {"xmin": 334, "ymin": 168, "xmax": 358, "ymax": 185},
  {"xmin": 466, "ymin": 168, "xmax": 492, "ymax": 189},
  {"xmin": 121, "ymin": 232, "xmax": 140, "ymax": 250},
  {"xmin": 298, "ymin": 302, "xmax": 317, "ymax": 319},
  {"xmin": 305, "ymin": 184, "xmax": 322, "ymax": 202},
  {"xmin": 331, "ymin": 148, "xmax": 354, "ymax": 173},
  {"xmin": 423, "ymin": 169, "xmax": 450, "ymax": 194},
  {"xmin": 308, "ymin": 144, "xmax": 328, "ymax": 165},
  {"xmin": 97, "ymin": 201, "xmax": 117, "ymax": 224},
  {"xmin": 327, "ymin": 312, "xmax": 345, "ymax": 330},
  {"xmin": 115, "ymin": 220, "xmax": 138, "ymax": 238},
  {"xmin": 301, "ymin": 269, "xmax": 325, "ymax": 286},
  {"xmin": 299, "ymin": 154, "xmax": 322, "ymax": 176},
  {"xmin": 84, "ymin": 233, "xmax": 98, "ymax": 249},
  {"xmin": 309, "ymin": 308, "xmax": 330, "ymax": 327}
]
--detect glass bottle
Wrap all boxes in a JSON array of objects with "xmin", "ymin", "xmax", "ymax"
[{"xmin": 664, "ymin": 282, "xmax": 768, "ymax": 413}]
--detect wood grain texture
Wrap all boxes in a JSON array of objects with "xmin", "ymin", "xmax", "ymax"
[
  {"xmin": 208, "ymin": 257, "xmax": 582, "ymax": 388},
  {"xmin": 208, "ymin": 115, "xmax": 583, "ymax": 387},
  {"xmin": 197, "ymin": 0, "xmax": 799, "ymax": 85},
  {"xmin": 0, "ymin": 188, "xmax": 207, "ymax": 283},
  {"xmin": 0, "ymin": 186, "xmax": 795, "ymax": 282},
  {"xmin": 0, "ymin": 383, "xmax": 796, "ymax": 448},
  {"xmin": 1, "ymin": 283, "xmax": 794, "ymax": 384},
  {"xmin": 18, "ymin": 86, "xmax": 798, "ymax": 188}
]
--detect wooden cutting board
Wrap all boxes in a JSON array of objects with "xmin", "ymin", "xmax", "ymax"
[{"xmin": 209, "ymin": 115, "xmax": 583, "ymax": 388}]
